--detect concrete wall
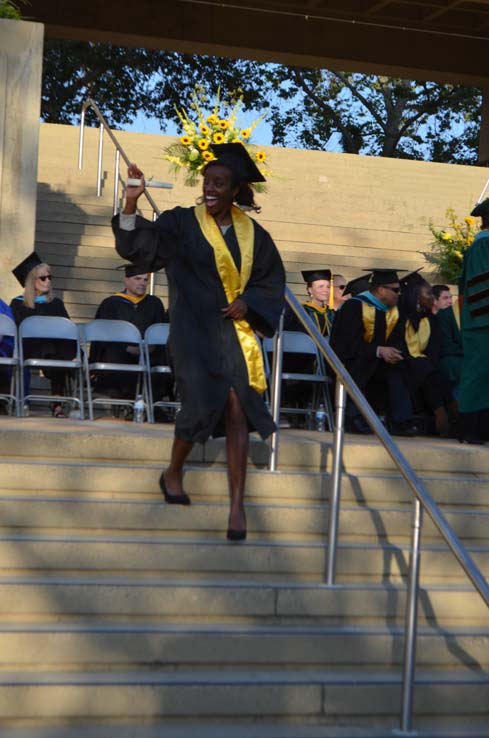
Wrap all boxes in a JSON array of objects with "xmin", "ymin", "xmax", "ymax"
[{"xmin": 0, "ymin": 20, "xmax": 44, "ymax": 303}]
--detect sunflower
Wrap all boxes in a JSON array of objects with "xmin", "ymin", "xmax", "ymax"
[
  {"xmin": 240, "ymin": 128, "xmax": 251, "ymax": 139},
  {"xmin": 199, "ymin": 123, "xmax": 210, "ymax": 135},
  {"xmin": 255, "ymin": 151, "xmax": 266, "ymax": 162},
  {"xmin": 218, "ymin": 119, "xmax": 229, "ymax": 130},
  {"xmin": 213, "ymin": 132, "xmax": 225, "ymax": 144},
  {"xmin": 180, "ymin": 136, "xmax": 192, "ymax": 146},
  {"xmin": 198, "ymin": 139, "xmax": 210, "ymax": 150},
  {"xmin": 202, "ymin": 150, "xmax": 215, "ymax": 162},
  {"xmin": 231, "ymin": 138, "xmax": 242, "ymax": 144},
  {"xmin": 207, "ymin": 114, "xmax": 218, "ymax": 124}
]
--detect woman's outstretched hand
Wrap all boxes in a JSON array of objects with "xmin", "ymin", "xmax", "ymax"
[{"xmin": 123, "ymin": 164, "xmax": 146, "ymax": 213}]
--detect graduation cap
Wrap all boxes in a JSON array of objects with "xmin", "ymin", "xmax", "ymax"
[
  {"xmin": 399, "ymin": 268, "xmax": 426, "ymax": 289},
  {"xmin": 301, "ymin": 269, "xmax": 332, "ymax": 284},
  {"xmin": 209, "ymin": 142, "xmax": 266, "ymax": 183},
  {"xmin": 12, "ymin": 251, "xmax": 42, "ymax": 287},
  {"xmin": 344, "ymin": 274, "xmax": 371, "ymax": 296},
  {"xmin": 365, "ymin": 268, "xmax": 406, "ymax": 286},
  {"xmin": 116, "ymin": 263, "xmax": 150, "ymax": 278},
  {"xmin": 470, "ymin": 199, "xmax": 489, "ymax": 218}
]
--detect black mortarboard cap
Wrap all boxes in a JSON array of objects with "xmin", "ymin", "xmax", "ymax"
[
  {"xmin": 209, "ymin": 142, "xmax": 266, "ymax": 183},
  {"xmin": 344, "ymin": 274, "xmax": 371, "ymax": 296},
  {"xmin": 12, "ymin": 251, "xmax": 42, "ymax": 287},
  {"xmin": 399, "ymin": 268, "xmax": 426, "ymax": 289},
  {"xmin": 365, "ymin": 268, "xmax": 406, "ymax": 286},
  {"xmin": 301, "ymin": 269, "xmax": 332, "ymax": 283},
  {"xmin": 470, "ymin": 199, "xmax": 489, "ymax": 218},
  {"xmin": 117, "ymin": 263, "xmax": 150, "ymax": 278}
]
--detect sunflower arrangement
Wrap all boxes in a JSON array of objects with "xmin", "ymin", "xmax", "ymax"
[
  {"xmin": 426, "ymin": 208, "xmax": 479, "ymax": 282},
  {"xmin": 162, "ymin": 85, "xmax": 272, "ymax": 188}
]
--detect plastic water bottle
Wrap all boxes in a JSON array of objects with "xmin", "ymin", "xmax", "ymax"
[
  {"xmin": 315, "ymin": 403, "xmax": 326, "ymax": 432},
  {"xmin": 133, "ymin": 394, "xmax": 145, "ymax": 423}
]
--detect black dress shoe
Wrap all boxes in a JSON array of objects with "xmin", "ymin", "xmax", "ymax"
[
  {"xmin": 391, "ymin": 421, "xmax": 417, "ymax": 437},
  {"xmin": 159, "ymin": 472, "xmax": 191, "ymax": 505},
  {"xmin": 227, "ymin": 528, "xmax": 247, "ymax": 542}
]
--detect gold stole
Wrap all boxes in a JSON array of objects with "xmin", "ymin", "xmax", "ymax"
[
  {"xmin": 194, "ymin": 203, "xmax": 266, "ymax": 394},
  {"xmin": 452, "ymin": 300, "xmax": 461, "ymax": 329},
  {"xmin": 303, "ymin": 301, "xmax": 331, "ymax": 336},
  {"xmin": 114, "ymin": 292, "xmax": 147, "ymax": 304},
  {"xmin": 405, "ymin": 317, "xmax": 431, "ymax": 358},
  {"xmin": 361, "ymin": 303, "xmax": 399, "ymax": 343}
]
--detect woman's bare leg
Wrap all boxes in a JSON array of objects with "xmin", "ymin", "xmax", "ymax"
[
  {"xmin": 161, "ymin": 437, "xmax": 194, "ymax": 504},
  {"xmin": 224, "ymin": 388, "xmax": 249, "ymax": 536}
]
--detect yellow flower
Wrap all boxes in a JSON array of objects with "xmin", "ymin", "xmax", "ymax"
[
  {"xmin": 465, "ymin": 216, "xmax": 476, "ymax": 226},
  {"xmin": 218, "ymin": 119, "xmax": 229, "ymax": 130},
  {"xmin": 199, "ymin": 124, "xmax": 210, "ymax": 135},
  {"xmin": 240, "ymin": 128, "xmax": 251, "ymax": 139},
  {"xmin": 467, "ymin": 236, "xmax": 474, "ymax": 245},
  {"xmin": 231, "ymin": 138, "xmax": 242, "ymax": 144},
  {"xmin": 198, "ymin": 139, "xmax": 209, "ymax": 150},
  {"xmin": 202, "ymin": 151, "xmax": 215, "ymax": 162},
  {"xmin": 180, "ymin": 136, "xmax": 192, "ymax": 146},
  {"xmin": 207, "ymin": 114, "xmax": 218, "ymax": 125},
  {"xmin": 453, "ymin": 250, "xmax": 463, "ymax": 261},
  {"xmin": 213, "ymin": 132, "xmax": 225, "ymax": 144},
  {"xmin": 255, "ymin": 151, "xmax": 266, "ymax": 163},
  {"xmin": 441, "ymin": 232, "xmax": 451, "ymax": 241}
]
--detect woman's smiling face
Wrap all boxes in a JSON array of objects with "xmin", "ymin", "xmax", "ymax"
[{"xmin": 202, "ymin": 165, "xmax": 239, "ymax": 221}]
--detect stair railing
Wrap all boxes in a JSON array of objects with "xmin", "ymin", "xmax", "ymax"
[
  {"xmin": 78, "ymin": 98, "xmax": 172, "ymax": 294},
  {"xmin": 269, "ymin": 286, "xmax": 489, "ymax": 735}
]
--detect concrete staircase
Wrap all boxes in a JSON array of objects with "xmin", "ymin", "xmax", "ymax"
[{"xmin": 0, "ymin": 417, "xmax": 487, "ymax": 736}]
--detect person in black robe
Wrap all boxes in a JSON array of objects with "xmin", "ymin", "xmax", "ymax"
[
  {"xmin": 89, "ymin": 264, "xmax": 169, "ymax": 403},
  {"xmin": 398, "ymin": 270, "xmax": 456, "ymax": 436},
  {"xmin": 10, "ymin": 252, "xmax": 76, "ymax": 417},
  {"xmin": 112, "ymin": 143, "xmax": 285, "ymax": 540},
  {"xmin": 329, "ymin": 268, "xmax": 416, "ymax": 436}
]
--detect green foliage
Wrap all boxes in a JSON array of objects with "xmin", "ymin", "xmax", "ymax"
[
  {"xmin": 0, "ymin": 0, "xmax": 23, "ymax": 19},
  {"xmin": 426, "ymin": 209, "xmax": 479, "ymax": 282}
]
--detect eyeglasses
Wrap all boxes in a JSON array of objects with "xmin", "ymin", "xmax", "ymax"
[
  {"xmin": 37, "ymin": 275, "xmax": 52, "ymax": 282},
  {"xmin": 382, "ymin": 285, "xmax": 401, "ymax": 294},
  {"xmin": 336, "ymin": 284, "xmax": 346, "ymax": 291}
]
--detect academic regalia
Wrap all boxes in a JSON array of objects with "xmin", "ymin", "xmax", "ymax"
[
  {"xmin": 437, "ymin": 304, "xmax": 463, "ymax": 388},
  {"xmin": 329, "ymin": 290, "xmax": 412, "ymax": 424},
  {"xmin": 90, "ymin": 291, "xmax": 168, "ymax": 398},
  {"xmin": 112, "ymin": 204, "xmax": 285, "ymax": 442},
  {"xmin": 9, "ymin": 296, "xmax": 76, "ymax": 395}
]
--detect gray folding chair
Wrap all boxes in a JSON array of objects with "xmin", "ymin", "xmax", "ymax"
[
  {"xmin": 143, "ymin": 323, "xmax": 179, "ymax": 423},
  {"xmin": 81, "ymin": 319, "xmax": 150, "ymax": 421},
  {"xmin": 263, "ymin": 330, "xmax": 334, "ymax": 431},
  {"xmin": 0, "ymin": 314, "xmax": 21, "ymax": 416},
  {"xmin": 18, "ymin": 316, "xmax": 84, "ymax": 418}
]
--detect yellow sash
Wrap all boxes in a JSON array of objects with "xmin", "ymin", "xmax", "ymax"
[
  {"xmin": 361, "ymin": 303, "xmax": 399, "ymax": 343},
  {"xmin": 194, "ymin": 203, "xmax": 266, "ymax": 394},
  {"xmin": 115, "ymin": 292, "xmax": 147, "ymax": 304},
  {"xmin": 452, "ymin": 300, "xmax": 461, "ymax": 329},
  {"xmin": 405, "ymin": 317, "xmax": 430, "ymax": 358}
]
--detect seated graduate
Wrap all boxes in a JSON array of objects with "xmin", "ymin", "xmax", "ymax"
[
  {"xmin": 398, "ymin": 269, "xmax": 456, "ymax": 436},
  {"xmin": 432, "ymin": 284, "xmax": 453, "ymax": 314},
  {"xmin": 329, "ymin": 267, "xmax": 416, "ymax": 436},
  {"xmin": 89, "ymin": 263, "xmax": 169, "ymax": 402},
  {"xmin": 10, "ymin": 252, "xmax": 75, "ymax": 418},
  {"xmin": 284, "ymin": 268, "xmax": 334, "ymax": 336},
  {"xmin": 437, "ymin": 298, "xmax": 463, "ymax": 401}
]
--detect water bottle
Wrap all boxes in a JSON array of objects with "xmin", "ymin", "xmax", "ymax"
[
  {"xmin": 315, "ymin": 403, "xmax": 326, "ymax": 432},
  {"xmin": 133, "ymin": 394, "xmax": 145, "ymax": 423}
]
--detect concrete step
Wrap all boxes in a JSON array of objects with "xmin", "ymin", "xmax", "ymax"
[
  {"xmin": 0, "ymin": 668, "xmax": 486, "ymax": 720},
  {"xmin": 0, "ymin": 578, "xmax": 485, "ymax": 625},
  {"xmin": 0, "ymin": 622, "xmax": 486, "ymax": 669}
]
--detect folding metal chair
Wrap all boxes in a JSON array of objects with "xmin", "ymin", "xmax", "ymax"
[
  {"xmin": 18, "ymin": 316, "xmax": 84, "ymax": 418},
  {"xmin": 263, "ymin": 330, "xmax": 334, "ymax": 431},
  {"xmin": 143, "ymin": 323, "xmax": 179, "ymax": 423},
  {"xmin": 81, "ymin": 319, "xmax": 150, "ymax": 421},
  {"xmin": 0, "ymin": 314, "xmax": 21, "ymax": 416}
]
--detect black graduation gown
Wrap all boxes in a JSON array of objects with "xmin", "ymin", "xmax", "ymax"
[
  {"xmin": 112, "ymin": 207, "xmax": 285, "ymax": 442},
  {"xmin": 403, "ymin": 312, "xmax": 452, "ymax": 412}
]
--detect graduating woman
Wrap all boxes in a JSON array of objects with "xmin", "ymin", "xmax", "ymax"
[{"xmin": 112, "ymin": 144, "xmax": 285, "ymax": 540}]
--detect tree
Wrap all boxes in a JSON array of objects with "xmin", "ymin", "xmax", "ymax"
[
  {"xmin": 0, "ymin": 0, "xmax": 23, "ymax": 19},
  {"xmin": 41, "ymin": 39, "xmax": 482, "ymax": 164}
]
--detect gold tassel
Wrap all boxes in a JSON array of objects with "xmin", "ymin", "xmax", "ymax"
[{"xmin": 328, "ymin": 274, "xmax": 335, "ymax": 309}]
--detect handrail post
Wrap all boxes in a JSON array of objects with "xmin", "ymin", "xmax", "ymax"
[
  {"xmin": 268, "ymin": 313, "xmax": 284, "ymax": 471},
  {"xmin": 113, "ymin": 149, "xmax": 120, "ymax": 216},
  {"xmin": 78, "ymin": 107, "xmax": 86, "ymax": 170},
  {"xmin": 96, "ymin": 123, "xmax": 104, "ymax": 197},
  {"xmin": 325, "ymin": 380, "xmax": 346, "ymax": 584},
  {"xmin": 397, "ymin": 497, "xmax": 423, "ymax": 735}
]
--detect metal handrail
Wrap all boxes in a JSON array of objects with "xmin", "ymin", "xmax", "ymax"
[
  {"xmin": 269, "ymin": 286, "xmax": 489, "ymax": 734},
  {"xmin": 78, "ymin": 98, "xmax": 171, "ymax": 294}
]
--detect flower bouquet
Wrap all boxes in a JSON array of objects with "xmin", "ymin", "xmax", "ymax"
[
  {"xmin": 162, "ymin": 85, "xmax": 271, "ymax": 189},
  {"xmin": 426, "ymin": 209, "xmax": 479, "ymax": 282}
]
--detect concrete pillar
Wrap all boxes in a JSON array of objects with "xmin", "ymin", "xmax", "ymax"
[
  {"xmin": 478, "ymin": 87, "xmax": 489, "ymax": 167},
  {"xmin": 0, "ymin": 19, "xmax": 44, "ymax": 302}
]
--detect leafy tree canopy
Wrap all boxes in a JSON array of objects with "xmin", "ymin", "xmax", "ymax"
[
  {"xmin": 41, "ymin": 39, "xmax": 482, "ymax": 165},
  {"xmin": 0, "ymin": 0, "xmax": 23, "ymax": 19}
]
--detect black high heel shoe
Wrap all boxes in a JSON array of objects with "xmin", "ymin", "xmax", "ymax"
[
  {"xmin": 227, "ymin": 528, "xmax": 247, "ymax": 542},
  {"xmin": 159, "ymin": 472, "xmax": 191, "ymax": 505}
]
